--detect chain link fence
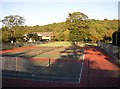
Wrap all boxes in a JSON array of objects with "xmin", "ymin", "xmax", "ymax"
[
  {"xmin": 97, "ymin": 42, "xmax": 120, "ymax": 66},
  {"xmin": 1, "ymin": 41, "xmax": 48, "ymax": 50}
]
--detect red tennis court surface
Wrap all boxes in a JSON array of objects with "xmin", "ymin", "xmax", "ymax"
[
  {"xmin": 0, "ymin": 46, "xmax": 38, "ymax": 54},
  {"xmin": 2, "ymin": 46, "xmax": 120, "ymax": 87}
]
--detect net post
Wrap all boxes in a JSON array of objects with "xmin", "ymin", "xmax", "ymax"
[
  {"xmin": 15, "ymin": 57, "xmax": 18, "ymax": 87},
  {"xmin": 16, "ymin": 57, "xmax": 18, "ymax": 71},
  {"xmin": 48, "ymin": 58, "xmax": 51, "ymax": 86},
  {"xmin": 49, "ymin": 58, "xmax": 50, "ymax": 67}
]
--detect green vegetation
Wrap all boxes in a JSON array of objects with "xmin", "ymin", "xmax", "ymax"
[
  {"xmin": 1, "ymin": 15, "xmax": 25, "ymax": 43},
  {"xmin": 0, "ymin": 12, "xmax": 118, "ymax": 44},
  {"xmin": 35, "ymin": 54, "xmax": 60, "ymax": 58},
  {"xmin": 38, "ymin": 41, "xmax": 97, "ymax": 47},
  {"xmin": 39, "ymin": 41, "xmax": 72, "ymax": 47}
]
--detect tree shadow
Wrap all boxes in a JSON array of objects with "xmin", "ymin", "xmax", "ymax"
[
  {"xmin": 35, "ymin": 45, "xmax": 84, "ymax": 80},
  {"xmin": 83, "ymin": 58, "xmax": 119, "ymax": 87},
  {"xmin": 2, "ymin": 45, "xmax": 84, "ymax": 84},
  {"xmin": 2, "ymin": 44, "xmax": 120, "ymax": 87},
  {"xmin": 94, "ymin": 46, "xmax": 120, "ymax": 67},
  {"xmin": 81, "ymin": 45, "xmax": 120, "ymax": 87}
]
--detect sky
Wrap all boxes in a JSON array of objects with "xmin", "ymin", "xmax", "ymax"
[{"xmin": 0, "ymin": 0, "xmax": 119, "ymax": 27}]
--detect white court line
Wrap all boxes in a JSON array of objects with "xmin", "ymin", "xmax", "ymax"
[
  {"xmin": 31, "ymin": 47, "xmax": 64, "ymax": 75},
  {"xmin": 2, "ymin": 72, "xmax": 78, "ymax": 79},
  {"xmin": 32, "ymin": 47, "xmax": 66, "ymax": 76},
  {"xmin": 32, "ymin": 62, "xmax": 51, "ymax": 76},
  {"xmin": 2, "ymin": 72, "xmax": 79, "ymax": 84},
  {"xmin": 34, "ymin": 75, "xmax": 78, "ymax": 79},
  {"xmin": 2, "ymin": 48, "xmax": 85, "ymax": 84},
  {"xmin": 78, "ymin": 49, "xmax": 85, "ymax": 83},
  {"xmin": 78, "ymin": 62, "xmax": 84, "ymax": 83},
  {"xmin": 2, "ymin": 76, "xmax": 79, "ymax": 84}
]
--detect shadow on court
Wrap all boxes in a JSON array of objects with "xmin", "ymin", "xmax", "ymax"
[
  {"xmin": 2, "ymin": 45, "xmax": 85, "ymax": 87},
  {"xmin": 80, "ymin": 46, "xmax": 120, "ymax": 87}
]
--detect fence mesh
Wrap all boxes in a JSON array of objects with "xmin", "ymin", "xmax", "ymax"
[
  {"xmin": 1, "ymin": 56, "xmax": 82, "ymax": 83},
  {"xmin": 1, "ymin": 41, "xmax": 48, "ymax": 50}
]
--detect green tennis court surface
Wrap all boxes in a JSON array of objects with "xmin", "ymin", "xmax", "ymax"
[
  {"xmin": 2, "ymin": 45, "xmax": 85, "ymax": 83},
  {"xmin": 2, "ymin": 62, "xmax": 83, "ymax": 83}
]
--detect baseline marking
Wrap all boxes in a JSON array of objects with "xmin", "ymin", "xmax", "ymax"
[{"xmin": 2, "ymin": 72, "xmax": 79, "ymax": 84}]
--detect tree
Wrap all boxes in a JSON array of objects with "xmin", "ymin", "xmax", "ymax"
[
  {"xmin": 66, "ymin": 11, "xmax": 88, "ymax": 22},
  {"xmin": 69, "ymin": 27, "xmax": 81, "ymax": 42},
  {"xmin": 27, "ymin": 33, "xmax": 39, "ymax": 41},
  {"xmin": 1, "ymin": 15, "xmax": 25, "ymax": 43},
  {"xmin": 66, "ymin": 11, "xmax": 89, "ymax": 45},
  {"xmin": 1, "ymin": 15, "xmax": 25, "ymax": 28}
]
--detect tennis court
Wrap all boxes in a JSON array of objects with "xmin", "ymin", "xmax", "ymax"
[{"xmin": 1, "ymin": 45, "xmax": 85, "ymax": 84}]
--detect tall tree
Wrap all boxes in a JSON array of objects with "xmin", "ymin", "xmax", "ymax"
[
  {"xmin": 1, "ymin": 15, "xmax": 25, "ymax": 43},
  {"xmin": 1, "ymin": 15, "xmax": 25, "ymax": 28},
  {"xmin": 66, "ymin": 11, "xmax": 88, "ymax": 22},
  {"xmin": 66, "ymin": 11, "xmax": 89, "ymax": 44}
]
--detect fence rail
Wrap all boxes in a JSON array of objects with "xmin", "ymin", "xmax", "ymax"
[{"xmin": 1, "ymin": 41, "xmax": 48, "ymax": 50}]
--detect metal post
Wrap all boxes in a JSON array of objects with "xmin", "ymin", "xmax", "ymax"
[
  {"xmin": 16, "ymin": 57, "xmax": 17, "ymax": 71},
  {"xmin": 49, "ymin": 58, "xmax": 51, "ymax": 86},
  {"xmin": 15, "ymin": 57, "xmax": 18, "ymax": 87},
  {"xmin": 116, "ymin": 33, "xmax": 119, "ymax": 64},
  {"xmin": 88, "ymin": 59, "xmax": 89, "ymax": 87},
  {"xmin": 117, "ymin": 37, "xmax": 120, "ymax": 67}
]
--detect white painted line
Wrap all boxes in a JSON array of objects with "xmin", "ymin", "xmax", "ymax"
[
  {"xmin": 32, "ymin": 62, "xmax": 51, "ymax": 76},
  {"xmin": 2, "ymin": 72, "xmax": 79, "ymax": 84},
  {"xmin": 2, "ymin": 72, "xmax": 78, "ymax": 79},
  {"xmin": 2, "ymin": 47, "xmax": 85, "ymax": 84},
  {"xmin": 78, "ymin": 48, "xmax": 85, "ymax": 83},
  {"xmin": 2, "ymin": 76, "xmax": 79, "ymax": 84},
  {"xmin": 78, "ymin": 62, "xmax": 84, "ymax": 83},
  {"xmin": 34, "ymin": 75, "xmax": 78, "ymax": 79}
]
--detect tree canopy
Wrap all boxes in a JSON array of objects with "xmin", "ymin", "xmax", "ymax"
[
  {"xmin": 66, "ymin": 11, "xmax": 90, "ymax": 43},
  {"xmin": 66, "ymin": 12, "xmax": 88, "ymax": 22},
  {"xmin": 0, "ymin": 12, "xmax": 118, "ymax": 43},
  {"xmin": 1, "ymin": 15, "xmax": 25, "ymax": 28},
  {"xmin": 1, "ymin": 15, "xmax": 25, "ymax": 43}
]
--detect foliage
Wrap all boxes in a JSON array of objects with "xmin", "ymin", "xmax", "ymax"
[
  {"xmin": 38, "ymin": 41, "xmax": 72, "ymax": 47},
  {"xmin": 27, "ymin": 33, "xmax": 39, "ymax": 41},
  {"xmin": 66, "ymin": 12, "xmax": 88, "ymax": 22},
  {"xmin": 66, "ymin": 11, "xmax": 90, "ymax": 44},
  {"xmin": 69, "ymin": 27, "xmax": 81, "ymax": 42},
  {"xmin": 1, "ymin": 13, "xmax": 118, "ymax": 43},
  {"xmin": 1, "ymin": 15, "xmax": 25, "ymax": 43}
]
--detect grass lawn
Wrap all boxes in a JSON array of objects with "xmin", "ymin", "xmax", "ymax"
[
  {"xmin": 38, "ymin": 41, "xmax": 72, "ymax": 47},
  {"xmin": 34, "ymin": 54, "xmax": 60, "ymax": 58},
  {"xmin": 38, "ymin": 41, "xmax": 97, "ymax": 47}
]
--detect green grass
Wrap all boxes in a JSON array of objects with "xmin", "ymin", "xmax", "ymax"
[
  {"xmin": 34, "ymin": 54, "xmax": 60, "ymax": 58},
  {"xmin": 32, "ymin": 61, "xmax": 49, "ymax": 66},
  {"xmin": 38, "ymin": 41, "xmax": 97, "ymax": 47},
  {"xmin": 38, "ymin": 41, "xmax": 72, "ymax": 47}
]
